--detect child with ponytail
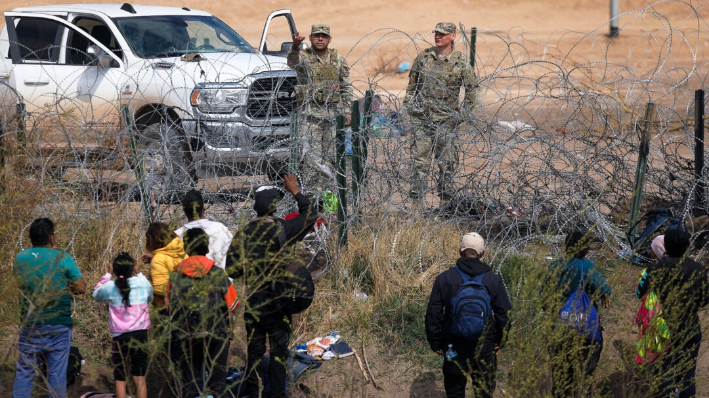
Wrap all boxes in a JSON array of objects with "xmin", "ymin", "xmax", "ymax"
[{"xmin": 93, "ymin": 253, "xmax": 153, "ymax": 398}]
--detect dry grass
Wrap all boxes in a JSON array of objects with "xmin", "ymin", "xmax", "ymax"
[{"xmin": 0, "ymin": 143, "xmax": 706, "ymax": 397}]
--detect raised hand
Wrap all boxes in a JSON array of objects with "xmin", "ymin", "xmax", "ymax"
[{"xmin": 292, "ymin": 32, "xmax": 306, "ymax": 50}]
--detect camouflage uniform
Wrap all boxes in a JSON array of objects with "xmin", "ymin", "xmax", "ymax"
[
  {"xmin": 287, "ymin": 24, "xmax": 353, "ymax": 190},
  {"xmin": 404, "ymin": 22, "xmax": 478, "ymax": 199}
]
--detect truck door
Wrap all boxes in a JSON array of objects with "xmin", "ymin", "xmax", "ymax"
[
  {"xmin": 4, "ymin": 12, "xmax": 124, "ymax": 130},
  {"xmin": 258, "ymin": 10, "xmax": 298, "ymax": 57}
]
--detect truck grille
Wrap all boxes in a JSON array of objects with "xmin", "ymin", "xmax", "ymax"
[{"xmin": 246, "ymin": 76, "xmax": 297, "ymax": 119}]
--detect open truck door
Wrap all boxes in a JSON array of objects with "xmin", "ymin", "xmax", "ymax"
[{"xmin": 258, "ymin": 9, "xmax": 298, "ymax": 57}]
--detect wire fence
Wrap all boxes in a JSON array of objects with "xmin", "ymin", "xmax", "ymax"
[{"xmin": 0, "ymin": 1, "xmax": 708, "ymax": 268}]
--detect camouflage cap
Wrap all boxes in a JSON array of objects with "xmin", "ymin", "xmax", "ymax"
[
  {"xmin": 434, "ymin": 22, "xmax": 456, "ymax": 34},
  {"xmin": 311, "ymin": 23, "xmax": 331, "ymax": 36}
]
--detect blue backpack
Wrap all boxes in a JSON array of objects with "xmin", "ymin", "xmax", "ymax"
[
  {"xmin": 558, "ymin": 262, "xmax": 602, "ymax": 341},
  {"xmin": 450, "ymin": 267, "xmax": 492, "ymax": 340}
]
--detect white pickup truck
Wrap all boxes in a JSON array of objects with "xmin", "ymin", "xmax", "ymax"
[{"xmin": 0, "ymin": 3, "xmax": 300, "ymax": 199}]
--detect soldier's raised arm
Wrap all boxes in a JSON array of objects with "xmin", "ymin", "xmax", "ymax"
[{"xmin": 287, "ymin": 32, "xmax": 306, "ymax": 73}]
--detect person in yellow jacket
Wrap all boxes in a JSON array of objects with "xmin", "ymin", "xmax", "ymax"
[{"xmin": 142, "ymin": 222, "xmax": 187, "ymax": 310}]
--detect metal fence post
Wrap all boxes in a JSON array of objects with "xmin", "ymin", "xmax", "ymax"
[
  {"xmin": 350, "ymin": 100, "xmax": 362, "ymax": 215},
  {"xmin": 628, "ymin": 102, "xmax": 655, "ymax": 245},
  {"xmin": 0, "ymin": 118, "xmax": 5, "ymax": 173},
  {"xmin": 335, "ymin": 114, "xmax": 348, "ymax": 246},
  {"xmin": 610, "ymin": 0, "xmax": 620, "ymax": 38},
  {"xmin": 122, "ymin": 104, "xmax": 152, "ymax": 223},
  {"xmin": 695, "ymin": 89, "xmax": 705, "ymax": 208},
  {"xmin": 16, "ymin": 102, "xmax": 25, "ymax": 144},
  {"xmin": 289, "ymin": 113, "xmax": 299, "ymax": 174},
  {"xmin": 362, "ymin": 90, "xmax": 373, "ymax": 170},
  {"xmin": 470, "ymin": 27, "xmax": 477, "ymax": 70}
]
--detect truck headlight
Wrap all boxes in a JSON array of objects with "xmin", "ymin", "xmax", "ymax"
[{"xmin": 191, "ymin": 82, "xmax": 248, "ymax": 114}]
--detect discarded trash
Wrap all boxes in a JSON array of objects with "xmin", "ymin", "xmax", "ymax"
[
  {"xmin": 397, "ymin": 61, "xmax": 411, "ymax": 73},
  {"xmin": 355, "ymin": 292, "xmax": 369, "ymax": 300},
  {"xmin": 299, "ymin": 332, "xmax": 353, "ymax": 360},
  {"xmin": 497, "ymin": 120, "xmax": 536, "ymax": 133}
]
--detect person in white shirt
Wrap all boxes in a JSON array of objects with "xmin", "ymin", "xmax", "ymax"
[
  {"xmin": 173, "ymin": 189, "xmax": 233, "ymax": 270},
  {"xmin": 141, "ymin": 190, "xmax": 233, "ymax": 270}
]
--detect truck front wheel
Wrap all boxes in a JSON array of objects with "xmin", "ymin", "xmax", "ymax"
[{"xmin": 137, "ymin": 123, "xmax": 195, "ymax": 203}]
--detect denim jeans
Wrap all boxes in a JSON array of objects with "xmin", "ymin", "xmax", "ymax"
[{"xmin": 13, "ymin": 324, "xmax": 72, "ymax": 398}]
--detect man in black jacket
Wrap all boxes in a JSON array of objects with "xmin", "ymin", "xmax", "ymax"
[
  {"xmin": 425, "ymin": 232, "xmax": 512, "ymax": 398},
  {"xmin": 227, "ymin": 174, "xmax": 317, "ymax": 398},
  {"xmin": 636, "ymin": 228, "xmax": 709, "ymax": 398}
]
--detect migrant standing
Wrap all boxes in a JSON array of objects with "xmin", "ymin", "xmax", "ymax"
[
  {"xmin": 93, "ymin": 253, "xmax": 153, "ymax": 398},
  {"xmin": 404, "ymin": 22, "xmax": 478, "ymax": 203},
  {"xmin": 636, "ymin": 229, "xmax": 709, "ymax": 397},
  {"xmin": 425, "ymin": 232, "xmax": 511, "ymax": 398},
  {"xmin": 142, "ymin": 222, "xmax": 186, "ymax": 311},
  {"xmin": 173, "ymin": 189, "xmax": 233, "ymax": 270},
  {"xmin": 227, "ymin": 174, "xmax": 317, "ymax": 398},
  {"xmin": 12, "ymin": 218, "xmax": 86, "ymax": 398},
  {"xmin": 547, "ymin": 231, "xmax": 611, "ymax": 398},
  {"xmin": 166, "ymin": 228, "xmax": 239, "ymax": 397}
]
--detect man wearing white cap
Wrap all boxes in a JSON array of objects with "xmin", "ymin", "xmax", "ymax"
[{"xmin": 425, "ymin": 232, "xmax": 511, "ymax": 398}]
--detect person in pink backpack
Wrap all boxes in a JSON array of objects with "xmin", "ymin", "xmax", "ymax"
[{"xmin": 93, "ymin": 253, "xmax": 153, "ymax": 398}]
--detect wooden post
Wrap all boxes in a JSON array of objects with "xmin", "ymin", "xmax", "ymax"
[
  {"xmin": 695, "ymin": 89, "xmax": 705, "ymax": 208},
  {"xmin": 628, "ymin": 103, "xmax": 655, "ymax": 245},
  {"xmin": 335, "ymin": 114, "xmax": 348, "ymax": 247}
]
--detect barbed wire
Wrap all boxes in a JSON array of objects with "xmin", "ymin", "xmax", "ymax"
[{"xmin": 0, "ymin": 1, "xmax": 709, "ymax": 273}]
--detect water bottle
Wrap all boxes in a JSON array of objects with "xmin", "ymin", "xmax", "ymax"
[{"xmin": 445, "ymin": 344, "xmax": 457, "ymax": 361}]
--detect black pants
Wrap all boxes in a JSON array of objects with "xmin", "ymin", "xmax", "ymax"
[
  {"xmin": 549, "ymin": 334, "xmax": 603, "ymax": 398},
  {"xmin": 442, "ymin": 340, "xmax": 497, "ymax": 398},
  {"xmin": 245, "ymin": 310, "xmax": 292, "ymax": 398},
  {"xmin": 175, "ymin": 336, "xmax": 229, "ymax": 398},
  {"xmin": 653, "ymin": 330, "xmax": 701, "ymax": 398},
  {"xmin": 112, "ymin": 330, "xmax": 149, "ymax": 381}
]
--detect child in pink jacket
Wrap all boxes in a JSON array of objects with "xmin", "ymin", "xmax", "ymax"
[{"xmin": 93, "ymin": 253, "xmax": 153, "ymax": 398}]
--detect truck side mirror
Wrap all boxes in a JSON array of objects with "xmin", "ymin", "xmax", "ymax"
[{"xmin": 86, "ymin": 45, "xmax": 117, "ymax": 68}]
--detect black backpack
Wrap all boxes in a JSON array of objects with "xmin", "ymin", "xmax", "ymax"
[
  {"xmin": 251, "ymin": 216, "xmax": 315, "ymax": 315},
  {"xmin": 626, "ymin": 207, "xmax": 685, "ymax": 264},
  {"xmin": 272, "ymin": 252, "xmax": 315, "ymax": 315},
  {"xmin": 169, "ymin": 265, "xmax": 231, "ymax": 338}
]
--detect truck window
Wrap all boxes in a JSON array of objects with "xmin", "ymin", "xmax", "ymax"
[
  {"xmin": 113, "ymin": 15, "xmax": 254, "ymax": 58},
  {"xmin": 12, "ymin": 17, "xmax": 65, "ymax": 63},
  {"xmin": 261, "ymin": 14, "xmax": 293, "ymax": 56},
  {"xmin": 66, "ymin": 17, "xmax": 123, "ymax": 65}
]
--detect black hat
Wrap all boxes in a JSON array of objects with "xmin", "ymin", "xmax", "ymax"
[
  {"xmin": 664, "ymin": 228, "xmax": 690, "ymax": 257},
  {"xmin": 253, "ymin": 186, "xmax": 284, "ymax": 216}
]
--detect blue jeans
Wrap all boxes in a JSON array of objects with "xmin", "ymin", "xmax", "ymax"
[{"xmin": 13, "ymin": 324, "xmax": 72, "ymax": 398}]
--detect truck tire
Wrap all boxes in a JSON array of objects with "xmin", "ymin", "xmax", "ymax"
[{"xmin": 137, "ymin": 123, "xmax": 194, "ymax": 203}]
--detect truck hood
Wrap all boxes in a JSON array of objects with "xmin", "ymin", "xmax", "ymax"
[{"xmin": 143, "ymin": 52, "xmax": 293, "ymax": 84}]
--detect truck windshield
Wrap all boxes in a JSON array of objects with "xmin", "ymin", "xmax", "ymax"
[{"xmin": 114, "ymin": 15, "xmax": 254, "ymax": 58}]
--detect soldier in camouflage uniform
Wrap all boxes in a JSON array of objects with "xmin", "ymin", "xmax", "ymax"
[
  {"xmin": 287, "ymin": 24, "xmax": 353, "ymax": 191},
  {"xmin": 404, "ymin": 22, "xmax": 478, "ymax": 201}
]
